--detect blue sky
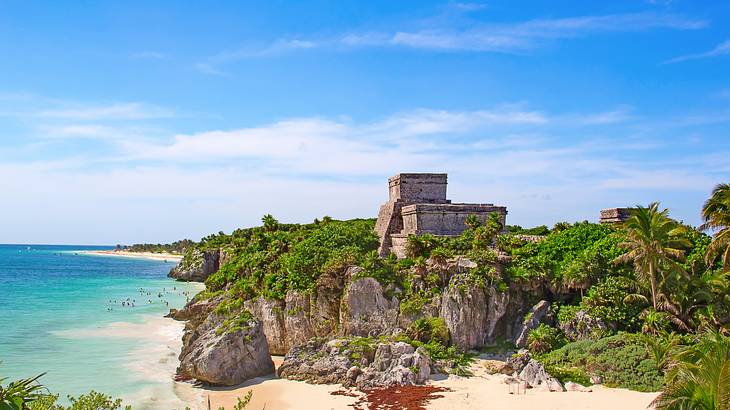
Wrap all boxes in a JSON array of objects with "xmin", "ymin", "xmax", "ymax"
[{"xmin": 0, "ymin": 0, "xmax": 728, "ymax": 244}]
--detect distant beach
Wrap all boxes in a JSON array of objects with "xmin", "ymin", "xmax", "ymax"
[{"xmin": 80, "ymin": 249, "xmax": 184, "ymax": 262}]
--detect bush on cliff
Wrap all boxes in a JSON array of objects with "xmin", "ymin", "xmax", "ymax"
[{"xmin": 202, "ymin": 217, "xmax": 378, "ymax": 300}]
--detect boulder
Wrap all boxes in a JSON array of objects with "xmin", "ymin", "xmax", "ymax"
[
  {"xmin": 504, "ymin": 351, "xmax": 532, "ymax": 375},
  {"xmin": 560, "ymin": 310, "xmax": 608, "ymax": 341},
  {"xmin": 440, "ymin": 274, "xmax": 488, "ymax": 350},
  {"xmin": 340, "ymin": 276, "xmax": 399, "ymax": 337},
  {"xmin": 168, "ymin": 249, "xmax": 220, "ymax": 282},
  {"xmin": 514, "ymin": 300, "xmax": 551, "ymax": 348},
  {"xmin": 177, "ymin": 313, "xmax": 275, "ymax": 386},
  {"xmin": 278, "ymin": 338, "xmax": 430, "ymax": 388},
  {"xmin": 565, "ymin": 381, "xmax": 592, "ymax": 392},
  {"xmin": 518, "ymin": 359, "xmax": 565, "ymax": 392}
]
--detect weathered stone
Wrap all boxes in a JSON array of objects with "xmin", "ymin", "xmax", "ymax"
[
  {"xmin": 177, "ymin": 314, "xmax": 274, "ymax": 386},
  {"xmin": 482, "ymin": 359, "xmax": 510, "ymax": 375},
  {"xmin": 340, "ymin": 277, "xmax": 399, "ymax": 337},
  {"xmin": 284, "ymin": 290, "xmax": 316, "ymax": 349},
  {"xmin": 519, "ymin": 360, "xmax": 565, "ymax": 392},
  {"xmin": 505, "ymin": 351, "xmax": 532, "ymax": 375},
  {"xmin": 278, "ymin": 338, "xmax": 430, "ymax": 388},
  {"xmin": 168, "ymin": 249, "xmax": 220, "ymax": 282},
  {"xmin": 440, "ymin": 274, "xmax": 487, "ymax": 350},
  {"xmin": 560, "ymin": 310, "xmax": 608, "ymax": 341},
  {"xmin": 514, "ymin": 300, "xmax": 551, "ymax": 348},
  {"xmin": 244, "ymin": 296, "xmax": 287, "ymax": 355},
  {"xmin": 565, "ymin": 381, "xmax": 593, "ymax": 392}
]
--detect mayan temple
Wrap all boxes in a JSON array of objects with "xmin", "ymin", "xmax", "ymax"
[{"xmin": 374, "ymin": 173, "xmax": 507, "ymax": 257}]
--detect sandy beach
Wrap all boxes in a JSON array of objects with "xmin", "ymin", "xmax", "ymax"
[
  {"xmin": 191, "ymin": 357, "xmax": 659, "ymax": 410},
  {"xmin": 81, "ymin": 250, "xmax": 184, "ymax": 262}
]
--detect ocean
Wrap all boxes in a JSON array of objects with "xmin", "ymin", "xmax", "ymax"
[{"xmin": 0, "ymin": 244, "xmax": 203, "ymax": 408}]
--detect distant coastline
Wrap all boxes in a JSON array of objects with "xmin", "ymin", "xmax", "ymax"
[{"xmin": 81, "ymin": 250, "xmax": 184, "ymax": 262}]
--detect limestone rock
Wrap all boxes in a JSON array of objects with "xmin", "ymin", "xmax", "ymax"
[
  {"xmin": 340, "ymin": 276, "xmax": 399, "ymax": 337},
  {"xmin": 278, "ymin": 338, "xmax": 430, "ymax": 388},
  {"xmin": 565, "ymin": 381, "xmax": 592, "ymax": 392},
  {"xmin": 177, "ymin": 313, "xmax": 275, "ymax": 386},
  {"xmin": 514, "ymin": 300, "xmax": 551, "ymax": 348},
  {"xmin": 482, "ymin": 359, "xmax": 510, "ymax": 375},
  {"xmin": 244, "ymin": 296, "xmax": 287, "ymax": 355},
  {"xmin": 519, "ymin": 360, "xmax": 565, "ymax": 392},
  {"xmin": 440, "ymin": 274, "xmax": 488, "ymax": 350},
  {"xmin": 284, "ymin": 290, "xmax": 316, "ymax": 349},
  {"xmin": 168, "ymin": 249, "xmax": 220, "ymax": 282},
  {"xmin": 504, "ymin": 351, "xmax": 532, "ymax": 375},
  {"xmin": 560, "ymin": 310, "xmax": 608, "ymax": 341}
]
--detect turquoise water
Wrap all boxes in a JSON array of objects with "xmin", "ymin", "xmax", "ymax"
[{"xmin": 0, "ymin": 244, "xmax": 202, "ymax": 408}]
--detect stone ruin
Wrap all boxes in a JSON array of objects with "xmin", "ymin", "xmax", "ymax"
[
  {"xmin": 599, "ymin": 208, "xmax": 633, "ymax": 224},
  {"xmin": 375, "ymin": 173, "xmax": 507, "ymax": 257}
]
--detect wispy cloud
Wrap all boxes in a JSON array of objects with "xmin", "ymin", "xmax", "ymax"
[
  {"xmin": 36, "ymin": 102, "xmax": 174, "ymax": 121},
  {"xmin": 664, "ymin": 39, "xmax": 730, "ymax": 64},
  {"xmin": 195, "ymin": 11, "xmax": 706, "ymax": 74},
  {"xmin": 130, "ymin": 51, "xmax": 166, "ymax": 60}
]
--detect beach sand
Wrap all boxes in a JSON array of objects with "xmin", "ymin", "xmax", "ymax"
[
  {"xmin": 81, "ymin": 250, "xmax": 184, "ymax": 261},
  {"xmin": 189, "ymin": 357, "xmax": 659, "ymax": 410}
]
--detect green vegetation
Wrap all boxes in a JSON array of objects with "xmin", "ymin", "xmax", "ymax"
[
  {"xmin": 203, "ymin": 216, "xmax": 378, "ymax": 300},
  {"xmin": 0, "ymin": 372, "xmax": 130, "ymax": 410},
  {"xmin": 653, "ymin": 329, "xmax": 730, "ymax": 410},
  {"xmin": 124, "ymin": 239, "xmax": 195, "ymax": 254},
  {"xmin": 540, "ymin": 333, "xmax": 664, "ymax": 392},
  {"xmin": 527, "ymin": 323, "xmax": 565, "ymax": 354}
]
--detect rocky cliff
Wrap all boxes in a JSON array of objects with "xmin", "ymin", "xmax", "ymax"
[{"xmin": 170, "ymin": 254, "xmax": 546, "ymax": 386}]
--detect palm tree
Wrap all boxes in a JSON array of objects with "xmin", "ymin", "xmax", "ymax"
[
  {"xmin": 701, "ymin": 183, "xmax": 730, "ymax": 271},
  {"xmin": 0, "ymin": 372, "xmax": 47, "ymax": 409},
  {"xmin": 653, "ymin": 329, "xmax": 730, "ymax": 410},
  {"xmin": 614, "ymin": 202, "xmax": 689, "ymax": 310}
]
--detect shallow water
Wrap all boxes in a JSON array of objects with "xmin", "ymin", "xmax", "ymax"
[{"xmin": 0, "ymin": 244, "xmax": 202, "ymax": 408}]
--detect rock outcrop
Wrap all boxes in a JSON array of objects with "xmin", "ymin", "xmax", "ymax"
[
  {"xmin": 519, "ymin": 359, "xmax": 565, "ymax": 392},
  {"xmin": 440, "ymin": 274, "xmax": 488, "ymax": 350},
  {"xmin": 340, "ymin": 276, "xmax": 399, "ymax": 337},
  {"xmin": 514, "ymin": 300, "xmax": 551, "ymax": 348},
  {"xmin": 244, "ymin": 297, "xmax": 287, "ymax": 355},
  {"xmin": 177, "ymin": 312, "xmax": 274, "ymax": 386},
  {"xmin": 278, "ymin": 338, "xmax": 430, "ymax": 388},
  {"xmin": 560, "ymin": 310, "xmax": 608, "ymax": 341},
  {"xmin": 169, "ymin": 249, "xmax": 220, "ymax": 282}
]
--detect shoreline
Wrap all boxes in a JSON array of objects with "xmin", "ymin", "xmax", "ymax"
[{"xmin": 80, "ymin": 250, "xmax": 184, "ymax": 262}]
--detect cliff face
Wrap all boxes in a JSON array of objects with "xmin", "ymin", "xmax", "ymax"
[
  {"xmin": 171, "ymin": 255, "xmax": 543, "ymax": 383},
  {"xmin": 168, "ymin": 249, "xmax": 225, "ymax": 282}
]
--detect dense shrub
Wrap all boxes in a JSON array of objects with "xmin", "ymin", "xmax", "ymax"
[
  {"xmin": 527, "ymin": 324, "xmax": 566, "ymax": 354},
  {"xmin": 406, "ymin": 317, "xmax": 450, "ymax": 345},
  {"xmin": 540, "ymin": 333, "xmax": 664, "ymax": 392}
]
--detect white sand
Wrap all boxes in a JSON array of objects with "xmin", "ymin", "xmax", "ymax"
[
  {"xmin": 81, "ymin": 250, "xmax": 184, "ymax": 261},
  {"xmin": 427, "ymin": 361, "xmax": 659, "ymax": 410},
  {"xmin": 188, "ymin": 358, "xmax": 659, "ymax": 410}
]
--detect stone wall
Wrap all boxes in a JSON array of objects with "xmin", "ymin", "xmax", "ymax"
[
  {"xmin": 388, "ymin": 173, "xmax": 448, "ymax": 203},
  {"xmin": 401, "ymin": 203, "xmax": 507, "ymax": 236},
  {"xmin": 599, "ymin": 208, "xmax": 633, "ymax": 224}
]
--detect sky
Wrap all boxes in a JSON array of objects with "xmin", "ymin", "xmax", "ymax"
[{"xmin": 0, "ymin": 0, "xmax": 728, "ymax": 245}]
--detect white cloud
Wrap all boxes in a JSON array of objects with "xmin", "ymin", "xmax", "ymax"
[{"xmin": 664, "ymin": 39, "xmax": 730, "ymax": 64}]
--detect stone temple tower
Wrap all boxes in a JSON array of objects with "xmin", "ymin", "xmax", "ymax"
[{"xmin": 374, "ymin": 173, "xmax": 507, "ymax": 257}]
